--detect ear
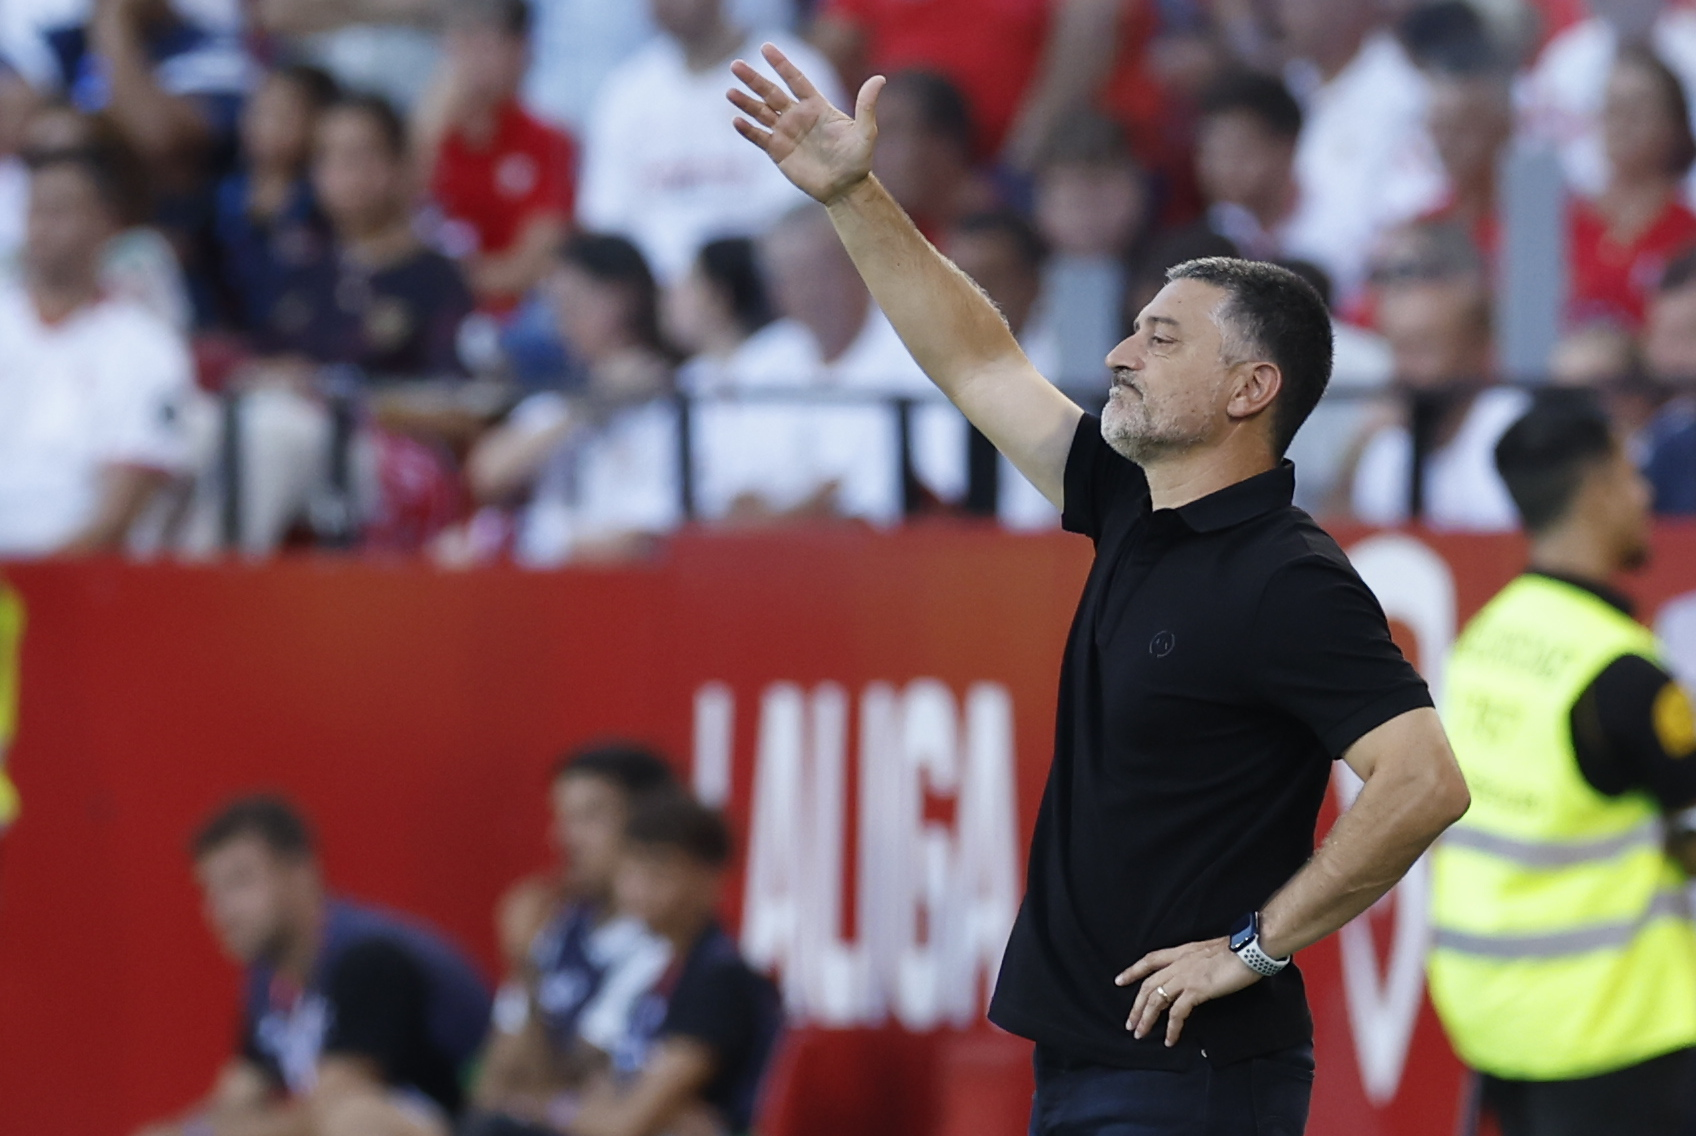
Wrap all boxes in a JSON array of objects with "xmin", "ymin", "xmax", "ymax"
[{"xmin": 1226, "ymin": 360, "xmax": 1283, "ymax": 424}]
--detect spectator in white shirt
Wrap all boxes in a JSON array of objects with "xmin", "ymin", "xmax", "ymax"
[
  {"xmin": 1278, "ymin": 0, "xmax": 1445, "ymax": 302},
  {"xmin": 1195, "ymin": 69, "xmax": 1304, "ymax": 263},
  {"xmin": 575, "ymin": 0, "xmax": 842, "ymax": 283},
  {"xmin": 692, "ymin": 204, "xmax": 960, "ymax": 523},
  {"xmin": 1522, "ymin": 0, "xmax": 1696, "ymax": 201},
  {"xmin": 1343, "ymin": 252, "xmax": 1527, "ymax": 531},
  {"xmin": 457, "ymin": 234, "xmax": 680, "ymax": 567},
  {"xmin": 666, "ymin": 236, "xmax": 774, "ymax": 395},
  {"xmin": 0, "ymin": 148, "xmax": 196, "ymax": 557},
  {"xmin": 0, "ymin": 61, "xmax": 36, "ymax": 270}
]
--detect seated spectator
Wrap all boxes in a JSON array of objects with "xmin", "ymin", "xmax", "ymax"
[
  {"xmin": 1418, "ymin": 61, "xmax": 1513, "ymax": 264},
  {"xmin": 1194, "ymin": 69, "xmax": 1304, "ymax": 263},
  {"xmin": 1123, "ymin": 223, "xmax": 1239, "ymax": 330},
  {"xmin": 1278, "ymin": 0, "xmax": 1444, "ymax": 302},
  {"xmin": 944, "ymin": 210, "xmax": 1062, "ymax": 530},
  {"xmin": 254, "ymin": 93, "xmax": 472, "ymax": 378},
  {"xmin": 213, "ymin": 64, "xmax": 338, "ymax": 333},
  {"xmin": 566, "ymin": 792, "xmax": 782, "ymax": 1136},
  {"xmin": 1522, "ymin": 0, "xmax": 1696, "ymax": 200},
  {"xmin": 521, "ymin": 0, "xmax": 797, "ymax": 134},
  {"xmin": 1274, "ymin": 257, "xmax": 1395, "ymax": 517},
  {"xmin": 417, "ymin": 0, "xmax": 575, "ymax": 313},
  {"xmin": 1342, "ymin": 259, "xmax": 1528, "ymax": 530},
  {"xmin": 871, "ymin": 69, "xmax": 992, "ymax": 241},
  {"xmin": 667, "ymin": 236, "xmax": 774, "ymax": 393},
  {"xmin": 1568, "ymin": 46, "xmax": 1696, "ymax": 328},
  {"xmin": 20, "ymin": 100, "xmax": 193, "ymax": 327},
  {"xmin": 1640, "ymin": 246, "xmax": 1696, "ymax": 513},
  {"xmin": 0, "ymin": 147, "xmax": 197, "ymax": 557},
  {"xmin": 465, "ymin": 745, "xmax": 677, "ymax": 1132},
  {"xmin": 1032, "ymin": 111, "xmax": 1149, "ymax": 388},
  {"xmin": 0, "ymin": 59, "xmax": 37, "ymax": 268},
  {"xmin": 454, "ymin": 235, "xmax": 680, "ymax": 567},
  {"xmin": 134, "ymin": 796, "xmax": 491, "ymax": 1136},
  {"xmin": 576, "ymin": 0, "xmax": 842, "ymax": 283},
  {"xmin": 810, "ymin": 0, "xmax": 1050, "ymax": 155},
  {"xmin": 692, "ymin": 204, "xmax": 962, "ymax": 523}
]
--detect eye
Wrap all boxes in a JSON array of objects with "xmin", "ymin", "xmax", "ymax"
[{"xmin": 1150, "ymin": 335, "xmax": 1173, "ymax": 347}]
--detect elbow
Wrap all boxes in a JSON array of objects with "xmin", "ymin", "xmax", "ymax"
[{"xmin": 1423, "ymin": 756, "xmax": 1471, "ymax": 835}]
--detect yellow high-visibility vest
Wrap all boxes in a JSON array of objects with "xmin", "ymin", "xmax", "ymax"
[
  {"xmin": 1429, "ymin": 574, "xmax": 1696, "ymax": 1080},
  {"xmin": 0, "ymin": 582, "xmax": 21, "ymax": 829}
]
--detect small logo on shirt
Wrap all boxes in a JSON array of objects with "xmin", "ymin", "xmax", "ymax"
[
  {"xmin": 496, "ymin": 153, "xmax": 540, "ymax": 198},
  {"xmin": 1149, "ymin": 630, "xmax": 1176, "ymax": 658}
]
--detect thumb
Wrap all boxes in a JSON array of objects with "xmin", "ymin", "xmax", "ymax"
[{"xmin": 854, "ymin": 74, "xmax": 886, "ymax": 137}]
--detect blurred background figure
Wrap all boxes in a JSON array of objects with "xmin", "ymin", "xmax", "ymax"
[
  {"xmin": 0, "ymin": 147, "xmax": 198, "ymax": 559},
  {"xmin": 416, "ymin": 0, "xmax": 575, "ymax": 314},
  {"xmin": 1418, "ymin": 58, "xmax": 1515, "ymax": 264},
  {"xmin": 1522, "ymin": 0, "xmax": 1696, "ymax": 201},
  {"xmin": 1340, "ymin": 221, "xmax": 1527, "ymax": 530},
  {"xmin": 465, "ymin": 745, "xmax": 676, "ymax": 1134},
  {"xmin": 1193, "ymin": 69, "xmax": 1304, "ymax": 262},
  {"xmin": 0, "ymin": 59, "xmax": 40, "ymax": 269},
  {"xmin": 1032, "ymin": 111, "xmax": 1149, "ymax": 390},
  {"xmin": 1641, "ymin": 247, "xmax": 1696, "ymax": 513},
  {"xmin": 668, "ymin": 236, "xmax": 776, "ymax": 394},
  {"xmin": 213, "ymin": 63, "xmax": 337, "ymax": 335},
  {"xmin": 868, "ymin": 69, "xmax": 992, "ymax": 239},
  {"xmin": 1567, "ymin": 46, "xmax": 1696, "ymax": 328},
  {"xmin": 576, "ymin": 0, "xmax": 842, "ymax": 284},
  {"xmin": 452, "ymin": 235, "xmax": 680, "ymax": 568},
  {"xmin": 133, "ymin": 796, "xmax": 491, "ymax": 1136},
  {"xmin": 1277, "ymin": 0, "xmax": 1445, "ymax": 302}
]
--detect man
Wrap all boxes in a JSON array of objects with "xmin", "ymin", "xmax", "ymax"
[
  {"xmin": 0, "ymin": 147, "xmax": 196, "ymax": 557},
  {"xmin": 727, "ymin": 45, "xmax": 1469, "ymax": 1131},
  {"xmin": 416, "ymin": 0, "xmax": 575, "ymax": 312},
  {"xmin": 576, "ymin": 0, "xmax": 841, "ymax": 283},
  {"xmin": 1418, "ymin": 62, "xmax": 1514, "ymax": 263},
  {"xmin": 136, "ymin": 796, "xmax": 491, "ymax": 1136},
  {"xmin": 1429, "ymin": 396, "xmax": 1696, "ymax": 1136},
  {"xmin": 1194, "ymin": 70, "xmax": 1303, "ymax": 263},
  {"xmin": 1277, "ymin": 0, "xmax": 1444, "ymax": 301},
  {"xmin": 1344, "ymin": 242, "xmax": 1527, "ymax": 531},
  {"xmin": 564, "ymin": 792, "xmax": 782, "ymax": 1136},
  {"xmin": 1640, "ymin": 247, "xmax": 1696, "ymax": 513},
  {"xmin": 467, "ymin": 744, "xmax": 677, "ymax": 1128}
]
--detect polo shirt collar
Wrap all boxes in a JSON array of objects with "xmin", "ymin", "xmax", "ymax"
[{"xmin": 1166, "ymin": 461, "xmax": 1296, "ymax": 533}]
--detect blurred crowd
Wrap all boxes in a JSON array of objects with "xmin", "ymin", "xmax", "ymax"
[{"xmin": 10, "ymin": 0, "xmax": 1696, "ymax": 562}]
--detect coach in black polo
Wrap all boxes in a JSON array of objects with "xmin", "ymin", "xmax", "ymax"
[{"xmin": 729, "ymin": 46, "xmax": 1472, "ymax": 1134}]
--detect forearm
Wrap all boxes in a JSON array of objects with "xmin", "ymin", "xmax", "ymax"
[
  {"xmin": 90, "ymin": 17, "xmax": 208, "ymax": 160},
  {"xmin": 1259, "ymin": 752, "xmax": 1466, "ymax": 959},
  {"xmin": 824, "ymin": 176, "xmax": 1024, "ymax": 397},
  {"xmin": 205, "ymin": 1107, "xmax": 312, "ymax": 1136},
  {"xmin": 1003, "ymin": 0, "xmax": 1122, "ymax": 169},
  {"xmin": 58, "ymin": 467, "xmax": 168, "ymax": 555},
  {"xmin": 257, "ymin": 0, "xmax": 443, "ymax": 35}
]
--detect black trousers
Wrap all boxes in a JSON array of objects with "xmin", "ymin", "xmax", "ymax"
[
  {"xmin": 1480, "ymin": 1047, "xmax": 1696, "ymax": 1136},
  {"xmin": 1029, "ymin": 1043, "xmax": 1314, "ymax": 1136}
]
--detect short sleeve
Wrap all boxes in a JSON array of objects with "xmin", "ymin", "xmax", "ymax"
[
  {"xmin": 91, "ymin": 315, "xmax": 196, "ymax": 473},
  {"xmin": 1060, "ymin": 414, "xmax": 1145, "ymax": 541},
  {"xmin": 1572, "ymin": 654, "xmax": 1696, "ymax": 810},
  {"xmin": 1249, "ymin": 555, "xmax": 1433, "ymax": 757},
  {"xmin": 321, "ymin": 939, "xmax": 431, "ymax": 1081},
  {"xmin": 660, "ymin": 958, "xmax": 754, "ymax": 1062}
]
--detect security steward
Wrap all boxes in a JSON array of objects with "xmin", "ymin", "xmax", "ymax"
[
  {"xmin": 0, "ymin": 577, "xmax": 21, "ymax": 835},
  {"xmin": 1429, "ymin": 396, "xmax": 1696, "ymax": 1136}
]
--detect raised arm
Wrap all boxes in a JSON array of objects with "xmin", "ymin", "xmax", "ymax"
[{"xmin": 728, "ymin": 44, "xmax": 1083, "ymax": 509}]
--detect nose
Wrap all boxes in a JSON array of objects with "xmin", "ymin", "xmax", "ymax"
[{"xmin": 1105, "ymin": 334, "xmax": 1143, "ymax": 374}]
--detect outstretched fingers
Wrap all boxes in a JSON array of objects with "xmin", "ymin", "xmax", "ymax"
[
  {"xmin": 761, "ymin": 42, "xmax": 820, "ymax": 103},
  {"xmin": 731, "ymin": 116, "xmax": 774, "ymax": 152},
  {"xmin": 853, "ymin": 74, "xmax": 885, "ymax": 130},
  {"xmin": 729, "ymin": 59, "xmax": 792, "ymax": 113},
  {"xmin": 728, "ymin": 87, "xmax": 779, "ymax": 128}
]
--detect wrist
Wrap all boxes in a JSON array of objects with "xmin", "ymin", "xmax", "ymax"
[
  {"xmin": 1228, "ymin": 911, "xmax": 1290, "ymax": 977},
  {"xmin": 822, "ymin": 172, "xmax": 878, "ymax": 211}
]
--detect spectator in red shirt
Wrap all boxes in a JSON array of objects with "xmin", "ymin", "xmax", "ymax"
[
  {"xmin": 417, "ymin": 0, "xmax": 575, "ymax": 313},
  {"xmin": 810, "ymin": 0, "xmax": 1051, "ymax": 155},
  {"xmin": 1569, "ymin": 45, "xmax": 1696, "ymax": 328}
]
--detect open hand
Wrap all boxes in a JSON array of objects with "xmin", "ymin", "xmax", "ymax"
[
  {"xmin": 728, "ymin": 43, "xmax": 885, "ymax": 206},
  {"xmin": 1115, "ymin": 936, "xmax": 1262, "ymax": 1047}
]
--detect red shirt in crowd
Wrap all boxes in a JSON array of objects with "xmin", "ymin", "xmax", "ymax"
[
  {"xmin": 431, "ymin": 99, "xmax": 576, "ymax": 296},
  {"xmin": 1568, "ymin": 197, "xmax": 1696, "ymax": 327},
  {"xmin": 823, "ymin": 0, "xmax": 1053, "ymax": 154}
]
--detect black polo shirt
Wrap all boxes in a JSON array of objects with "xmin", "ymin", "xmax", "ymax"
[{"xmin": 988, "ymin": 415, "xmax": 1432, "ymax": 1069}]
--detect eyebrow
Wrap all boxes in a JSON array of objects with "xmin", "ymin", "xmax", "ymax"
[{"xmin": 1138, "ymin": 315, "xmax": 1182, "ymax": 334}]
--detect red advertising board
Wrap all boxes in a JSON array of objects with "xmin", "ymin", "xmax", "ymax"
[{"xmin": 5, "ymin": 523, "xmax": 1696, "ymax": 1136}]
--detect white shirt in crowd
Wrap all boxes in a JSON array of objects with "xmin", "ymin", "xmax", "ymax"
[
  {"xmin": 509, "ymin": 391, "xmax": 683, "ymax": 568},
  {"xmin": 0, "ymin": 283, "xmax": 197, "ymax": 556},
  {"xmin": 688, "ymin": 308, "xmax": 965, "ymax": 523},
  {"xmin": 577, "ymin": 30, "xmax": 843, "ymax": 283},
  {"xmin": 1286, "ymin": 320, "xmax": 1395, "ymax": 515},
  {"xmin": 1350, "ymin": 385, "xmax": 1529, "ymax": 532},
  {"xmin": 998, "ymin": 309, "xmax": 1066, "ymax": 531},
  {"xmin": 1521, "ymin": 7, "xmax": 1696, "ymax": 201},
  {"xmin": 0, "ymin": 157, "xmax": 25, "ymax": 272},
  {"xmin": 1284, "ymin": 31, "xmax": 1446, "ymax": 302},
  {"xmin": 524, "ymin": 0, "xmax": 796, "ymax": 132}
]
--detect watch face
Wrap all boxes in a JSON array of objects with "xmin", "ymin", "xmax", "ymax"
[{"xmin": 1230, "ymin": 914, "xmax": 1257, "ymax": 953}]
